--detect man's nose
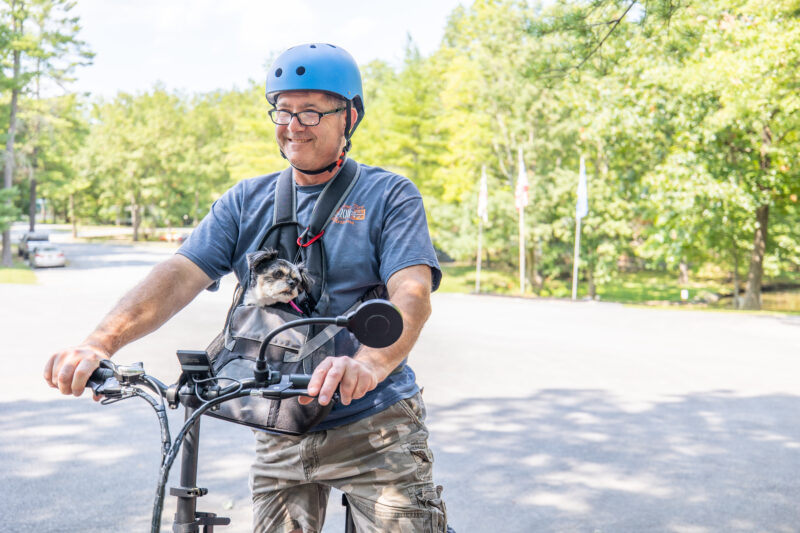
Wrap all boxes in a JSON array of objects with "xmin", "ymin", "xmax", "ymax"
[{"xmin": 287, "ymin": 115, "xmax": 306, "ymax": 131}]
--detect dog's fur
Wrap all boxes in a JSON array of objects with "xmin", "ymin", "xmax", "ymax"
[{"xmin": 244, "ymin": 249, "xmax": 312, "ymax": 307}]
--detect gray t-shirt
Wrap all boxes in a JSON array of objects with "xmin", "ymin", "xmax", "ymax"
[{"xmin": 177, "ymin": 161, "xmax": 441, "ymax": 429}]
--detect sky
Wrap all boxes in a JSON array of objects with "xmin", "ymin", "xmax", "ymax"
[{"xmin": 69, "ymin": 0, "xmax": 466, "ymax": 98}]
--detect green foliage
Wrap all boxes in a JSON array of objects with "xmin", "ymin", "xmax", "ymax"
[
  {"xmin": 1, "ymin": 0, "xmax": 797, "ymax": 309},
  {"xmin": 0, "ymin": 186, "xmax": 20, "ymax": 232}
]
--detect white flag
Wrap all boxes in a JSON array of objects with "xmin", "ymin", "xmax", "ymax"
[
  {"xmin": 515, "ymin": 147, "xmax": 529, "ymax": 211},
  {"xmin": 576, "ymin": 156, "xmax": 588, "ymax": 219},
  {"xmin": 477, "ymin": 166, "xmax": 489, "ymax": 223}
]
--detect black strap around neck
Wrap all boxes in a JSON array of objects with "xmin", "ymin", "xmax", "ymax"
[{"xmin": 259, "ymin": 158, "xmax": 361, "ymax": 314}]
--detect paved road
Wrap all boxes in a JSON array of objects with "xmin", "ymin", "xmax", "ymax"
[{"xmin": 1, "ymin": 242, "xmax": 799, "ymax": 532}]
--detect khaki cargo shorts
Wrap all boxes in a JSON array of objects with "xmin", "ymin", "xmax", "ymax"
[{"xmin": 250, "ymin": 392, "xmax": 448, "ymax": 533}]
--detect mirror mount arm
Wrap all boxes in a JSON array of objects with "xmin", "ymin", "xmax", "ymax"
[
  {"xmin": 253, "ymin": 300, "xmax": 402, "ymax": 386},
  {"xmin": 254, "ymin": 317, "xmax": 340, "ymax": 386}
]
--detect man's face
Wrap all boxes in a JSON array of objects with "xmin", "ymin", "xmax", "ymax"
[{"xmin": 274, "ymin": 91, "xmax": 347, "ymax": 173}]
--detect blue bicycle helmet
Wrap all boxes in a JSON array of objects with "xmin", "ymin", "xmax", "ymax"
[{"xmin": 267, "ymin": 43, "xmax": 364, "ymax": 168}]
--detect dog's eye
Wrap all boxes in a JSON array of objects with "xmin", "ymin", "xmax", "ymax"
[{"xmin": 273, "ymin": 271, "xmax": 284, "ymax": 278}]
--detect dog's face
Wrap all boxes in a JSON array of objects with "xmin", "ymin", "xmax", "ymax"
[{"xmin": 246, "ymin": 249, "xmax": 311, "ymax": 306}]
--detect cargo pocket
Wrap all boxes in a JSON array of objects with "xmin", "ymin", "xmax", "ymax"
[
  {"xmin": 408, "ymin": 440, "xmax": 435, "ymax": 483},
  {"xmin": 417, "ymin": 484, "xmax": 448, "ymax": 533},
  {"xmin": 396, "ymin": 393, "xmax": 427, "ymax": 427}
]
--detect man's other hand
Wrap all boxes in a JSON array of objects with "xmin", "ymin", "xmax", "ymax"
[{"xmin": 44, "ymin": 344, "xmax": 110, "ymax": 398}]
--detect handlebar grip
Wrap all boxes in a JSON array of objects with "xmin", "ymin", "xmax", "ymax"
[
  {"xmin": 87, "ymin": 367, "xmax": 115, "ymax": 387},
  {"xmin": 86, "ymin": 367, "xmax": 118, "ymax": 397}
]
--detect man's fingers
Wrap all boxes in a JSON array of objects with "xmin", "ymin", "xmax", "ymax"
[
  {"xmin": 300, "ymin": 356, "xmax": 380, "ymax": 406},
  {"xmin": 57, "ymin": 360, "xmax": 77, "ymax": 395},
  {"xmin": 306, "ymin": 358, "xmax": 332, "ymax": 396},
  {"xmin": 337, "ymin": 364, "xmax": 359, "ymax": 406},
  {"xmin": 352, "ymin": 374, "xmax": 374, "ymax": 402},
  {"xmin": 318, "ymin": 361, "xmax": 345, "ymax": 405},
  {"xmin": 43, "ymin": 355, "xmax": 57, "ymax": 388},
  {"xmin": 71, "ymin": 358, "xmax": 101, "ymax": 397}
]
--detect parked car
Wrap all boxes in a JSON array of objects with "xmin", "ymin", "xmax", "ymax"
[
  {"xmin": 18, "ymin": 231, "xmax": 49, "ymax": 259},
  {"xmin": 159, "ymin": 231, "xmax": 191, "ymax": 243},
  {"xmin": 28, "ymin": 244, "xmax": 66, "ymax": 268}
]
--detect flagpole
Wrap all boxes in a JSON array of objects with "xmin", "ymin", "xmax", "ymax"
[
  {"xmin": 572, "ymin": 215, "xmax": 581, "ymax": 300},
  {"xmin": 476, "ymin": 218, "xmax": 483, "ymax": 293},
  {"xmin": 572, "ymin": 155, "xmax": 589, "ymax": 301},
  {"xmin": 476, "ymin": 165, "xmax": 488, "ymax": 293},
  {"xmin": 515, "ymin": 148, "xmax": 528, "ymax": 296},
  {"xmin": 519, "ymin": 206, "xmax": 525, "ymax": 295}
]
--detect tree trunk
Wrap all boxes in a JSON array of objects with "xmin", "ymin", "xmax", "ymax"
[
  {"xmin": 28, "ymin": 175, "xmax": 36, "ymax": 231},
  {"xmin": 29, "ymin": 59, "xmax": 41, "ymax": 232},
  {"xmin": 70, "ymin": 194, "xmax": 77, "ymax": 238},
  {"xmin": 740, "ymin": 124, "xmax": 772, "ymax": 310},
  {"xmin": 131, "ymin": 194, "xmax": 140, "ymax": 242},
  {"xmin": 530, "ymin": 238, "xmax": 543, "ymax": 294},
  {"xmin": 587, "ymin": 267, "xmax": 596, "ymax": 299},
  {"xmin": 2, "ymin": 46, "xmax": 21, "ymax": 267},
  {"xmin": 678, "ymin": 260, "xmax": 690, "ymax": 285},
  {"xmin": 740, "ymin": 204, "xmax": 768, "ymax": 310},
  {"xmin": 731, "ymin": 236, "xmax": 740, "ymax": 309}
]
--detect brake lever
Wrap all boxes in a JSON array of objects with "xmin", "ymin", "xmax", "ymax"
[{"xmin": 90, "ymin": 375, "xmax": 123, "ymax": 398}]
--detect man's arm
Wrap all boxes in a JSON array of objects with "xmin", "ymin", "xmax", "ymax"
[
  {"xmin": 298, "ymin": 264, "xmax": 433, "ymax": 406},
  {"xmin": 43, "ymin": 254, "xmax": 214, "ymax": 397}
]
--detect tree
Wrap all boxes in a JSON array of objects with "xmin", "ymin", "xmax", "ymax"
[{"xmin": 0, "ymin": 0, "xmax": 92, "ymax": 265}]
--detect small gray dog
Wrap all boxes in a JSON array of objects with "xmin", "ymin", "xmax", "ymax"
[{"xmin": 244, "ymin": 249, "xmax": 311, "ymax": 308}]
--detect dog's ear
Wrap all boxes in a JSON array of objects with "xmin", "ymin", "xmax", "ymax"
[
  {"xmin": 296, "ymin": 262, "xmax": 314, "ymax": 292},
  {"xmin": 246, "ymin": 249, "xmax": 279, "ymax": 272}
]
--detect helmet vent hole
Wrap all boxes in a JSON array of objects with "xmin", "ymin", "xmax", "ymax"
[
  {"xmin": 310, "ymin": 44, "xmax": 316, "ymax": 48},
  {"xmin": 296, "ymin": 66, "xmax": 306, "ymax": 76},
  {"xmin": 328, "ymin": 44, "xmax": 336, "ymax": 48},
  {"xmin": 275, "ymin": 68, "xmax": 283, "ymax": 78}
]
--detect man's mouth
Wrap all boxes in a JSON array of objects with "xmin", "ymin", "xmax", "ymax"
[{"xmin": 288, "ymin": 138, "xmax": 312, "ymax": 144}]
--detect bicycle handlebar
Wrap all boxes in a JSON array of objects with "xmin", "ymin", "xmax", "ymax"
[{"xmin": 86, "ymin": 363, "xmax": 314, "ymax": 402}]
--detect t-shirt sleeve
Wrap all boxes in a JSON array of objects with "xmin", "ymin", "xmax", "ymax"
[
  {"xmin": 378, "ymin": 178, "xmax": 442, "ymax": 291},
  {"xmin": 176, "ymin": 183, "xmax": 241, "ymax": 285}
]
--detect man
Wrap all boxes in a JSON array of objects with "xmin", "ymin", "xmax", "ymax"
[{"xmin": 43, "ymin": 43, "xmax": 449, "ymax": 533}]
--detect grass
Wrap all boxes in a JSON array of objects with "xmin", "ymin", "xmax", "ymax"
[
  {"xmin": 0, "ymin": 249, "xmax": 36, "ymax": 284},
  {"xmin": 440, "ymin": 263, "xmax": 800, "ymax": 313}
]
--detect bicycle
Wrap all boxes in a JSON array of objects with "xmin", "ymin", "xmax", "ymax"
[{"xmin": 86, "ymin": 299, "xmax": 403, "ymax": 533}]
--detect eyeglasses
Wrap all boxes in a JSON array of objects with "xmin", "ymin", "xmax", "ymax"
[{"xmin": 268, "ymin": 106, "xmax": 346, "ymax": 127}]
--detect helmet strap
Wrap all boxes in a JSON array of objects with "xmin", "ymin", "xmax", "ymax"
[
  {"xmin": 280, "ymin": 149, "xmax": 347, "ymax": 176},
  {"xmin": 343, "ymin": 100, "xmax": 353, "ymax": 153}
]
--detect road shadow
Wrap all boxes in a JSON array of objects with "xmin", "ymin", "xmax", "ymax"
[
  {"xmin": 0, "ymin": 398, "xmax": 256, "ymax": 533},
  {"xmin": 3, "ymin": 391, "xmax": 800, "ymax": 532},
  {"xmin": 427, "ymin": 390, "xmax": 800, "ymax": 533}
]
